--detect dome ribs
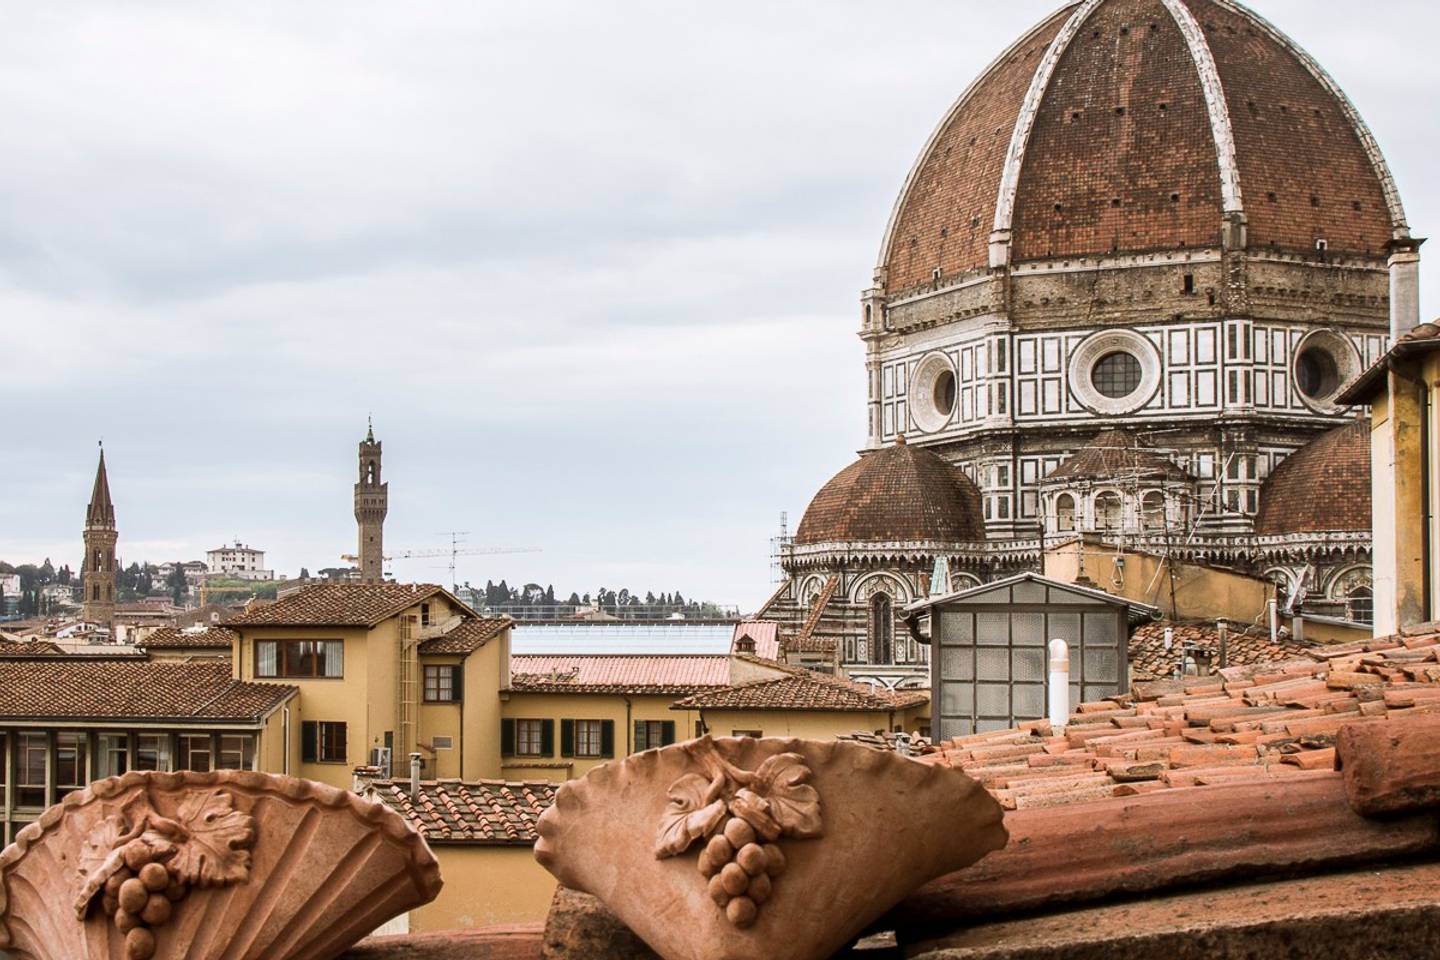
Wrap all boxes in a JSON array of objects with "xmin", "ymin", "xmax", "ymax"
[
  {"xmin": 881, "ymin": 7, "xmax": 1073, "ymax": 294},
  {"xmin": 1011, "ymin": 0, "xmax": 1224, "ymax": 261},
  {"xmin": 878, "ymin": 0, "xmax": 1405, "ymax": 288},
  {"xmin": 1189, "ymin": 0, "xmax": 1400, "ymax": 255}
]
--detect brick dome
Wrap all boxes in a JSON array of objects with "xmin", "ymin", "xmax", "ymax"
[
  {"xmin": 878, "ymin": 0, "xmax": 1408, "ymax": 295},
  {"xmin": 795, "ymin": 438, "xmax": 985, "ymax": 546},
  {"xmin": 1254, "ymin": 420, "xmax": 1371, "ymax": 536}
]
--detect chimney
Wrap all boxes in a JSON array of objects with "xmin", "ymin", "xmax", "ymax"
[
  {"xmin": 1388, "ymin": 237, "xmax": 1425, "ymax": 339},
  {"xmin": 409, "ymin": 753, "xmax": 422, "ymax": 799}
]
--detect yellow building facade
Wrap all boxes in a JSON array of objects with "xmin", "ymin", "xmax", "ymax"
[
  {"xmin": 226, "ymin": 583, "xmax": 511, "ymax": 788},
  {"xmin": 1340, "ymin": 323, "xmax": 1440, "ymax": 634}
]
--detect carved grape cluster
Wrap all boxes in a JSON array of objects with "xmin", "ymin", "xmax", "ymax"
[
  {"xmin": 654, "ymin": 740, "xmax": 820, "ymax": 929},
  {"xmin": 75, "ymin": 789, "xmax": 255, "ymax": 959},
  {"xmin": 99, "ymin": 851, "xmax": 188, "ymax": 960}
]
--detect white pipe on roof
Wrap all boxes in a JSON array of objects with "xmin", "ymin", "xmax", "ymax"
[{"xmin": 1048, "ymin": 638, "xmax": 1070, "ymax": 731}]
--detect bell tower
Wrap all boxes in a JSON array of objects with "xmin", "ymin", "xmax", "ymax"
[
  {"xmin": 82, "ymin": 446, "xmax": 118, "ymax": 627},
  {"xmin": 354, "ymin": 420, "xmax": 388, "ymax": 583}
]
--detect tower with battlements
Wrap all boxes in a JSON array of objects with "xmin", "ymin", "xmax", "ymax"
[{"xmin": 354, "ymin": 422, "xmax": 388, "ymax": 583}]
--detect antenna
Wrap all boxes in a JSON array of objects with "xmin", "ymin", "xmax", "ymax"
[{"xmin": 439, "ymin": 530, "xmax": 470, "ymax": 593}]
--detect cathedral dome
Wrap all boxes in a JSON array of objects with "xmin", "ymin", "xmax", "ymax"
[
  {"xmin": 795, "ymin": 438, "xmax": 985, "ymax": 546},
  {"xmin": 878, "ymin": 0, "xmax": 1408, "ymax": 295},
  {"xmin": 1254, "ymin": 420, "xmax": 1371, "ymax": 536}
]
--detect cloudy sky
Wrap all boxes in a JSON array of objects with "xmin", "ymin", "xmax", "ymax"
[{"xmin": 1, "ymin": 1, "xmax": 1435, "ymax": 610}]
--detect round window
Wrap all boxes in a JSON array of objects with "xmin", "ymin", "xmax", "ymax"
[
  {"xmin": 1091, "ymin": 351, "xmax": 1142, "ymax": 399},
  {"xmin": 1296, "ymin": 347, "xmax": 1340, "ymax": 401},
  {"xmin": 1291, "ymin": 330, "xmax": 1361, "ymax": 413},
  {"xmin": 933, "ymin": 370, "xmax": 957, "ymax": 416}
]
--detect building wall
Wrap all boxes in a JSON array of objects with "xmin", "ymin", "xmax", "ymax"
[
  {"xmin": 499, "ymin": 693, "xmax": 703, "ymax": 782},
  {"xmin": 459, "ymin": 638, "xmax": 505, "ymax": 780},
  {"xmin": 1044, "ymin": 540, "xmax": 1274, "ymax": 624},
  {"xmin": 1370, "ymin": 353, "xmax": 1440, "ymax": 634},
  {"xmin": 237, "ymin": 625, "xmax": 370, "ymax": 789},
  {"xmin": 409, "ymin": 845, "xmax": 555, "ymax": 931},
  {"xmin": 695, "ymin": 709, "xmax": 919, "ymax": 740}
]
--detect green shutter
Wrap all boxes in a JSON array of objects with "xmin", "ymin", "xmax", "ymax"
[
  {"xmin": 633, "ymin": 720, "xmax": 647, "ymax": 753},
  {"xmin": 540, "ymin": 720, "xmax": 555, "ymax": 756},
  {"xmin": 560, "ymin": 719, "xmax": 575, "ymax": 758},
  {"xmin": 301, "ymin": 721, "xmax": 317, "ymax": 763},
  {"xmin": 660, "ymin": 721, "xmax": 676, "ymax": 747},
  {"xmin": 451, "ymin": 665, "xmax": 464, "ymax": 702},
  {"xmin": 501, "ymin": 719, "xmax": 515, "ymax": 757},
  {"xmin": 600, "ymin": 720, "xmax": 615, "ymax": 758}
]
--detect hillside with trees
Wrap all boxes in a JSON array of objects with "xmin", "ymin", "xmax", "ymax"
[{"xmin": 466, "ymin": 580, "xmax": 733, "ymax": 621}]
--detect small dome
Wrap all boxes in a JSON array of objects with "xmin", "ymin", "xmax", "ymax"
[
  {"xmin": 1043, "ymin": 429, "xmax": 1191, "ymax": 483},
  {"xmin": 1255, "ymin": 421, "xmax": 1371, "ymax": 536},
  {"xmin": 795, "ymin": 438, "xmax": 985, "ymax": 546}
]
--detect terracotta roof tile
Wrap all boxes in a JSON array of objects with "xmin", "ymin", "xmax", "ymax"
[
  {"xmin": 730, "ymin": 621, "xmax": 780, "ymax": 660},
  {"xmin": 1255, "ymin": 421, "xmax": 1371, "ymax": 535},
  {"xmin": 365, "ymin": 779, "xmax": 556, "ymax": 844},
  {"xmin": 139, "ymin": 627, "xmax": 237, "ymax": 650},
  {"xmin": 671, "ymin": 671, "xmax": 928, "ymax": 713},
  {"xmin": 417, "ymin": 617, "xmax": 511, "ymax": 656},
  {"xmin": 0, "ymin": 659, "xmax": 295, "ymax": 722},
  {"xmin": 508, "ymin": 654, "xmax": 729, "ymax": 695},
  {"xmin": 920, "ymin": 628, "xmax": 1440, "ymax": 811},
  {"xmin": 1129, "ymin": 621, "xmax": 1312, "ymax": 682},
  {"xmin": 228, "ymin": 583, "xmax": 451, "ymax": 627},
  {"xmin": 795, "ymin": 439, "xmax": 984, "ymax": 546}
]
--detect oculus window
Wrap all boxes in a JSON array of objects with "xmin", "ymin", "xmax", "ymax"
[{"xmin": 1091, "ymin": 351, "xmax": 1142, "ymax": 399}]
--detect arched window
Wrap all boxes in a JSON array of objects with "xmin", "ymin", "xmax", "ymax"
[
  {"xmin": 94, "ymin": 550, "xmax": 102, "ymax": 572},
  {"xmin": 1141, "ymin": 491, "xmax": 1166, "ymax": 530},
  {"xmin": 1270, "ymin": 572, "xmax": 1292, "ymax": 613},
  {"xmin": 869, "ymin": 593, "xmax": 894, "ymax": 665},
  {"xmin": 1094, "ymin": 491, "xmax": 1123, "ymax": 530},
  {"xmin": 1347, "ymin": 586, "xmax": 1373, "ymax": 624},
  {"xmin": 1055, "ymin": 494, "xmax": 1076, "ymax": 533},
  {"xmin": 91, "ymin": 584, "xmax": 100, "ymax": 601}
]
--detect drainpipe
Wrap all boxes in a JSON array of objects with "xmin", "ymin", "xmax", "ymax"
[
  {"xmin": 1217, "ymin": 619, "xmax": 1229, "ymax": 669},
  {"xmin": 409, "ymin": 752, "xmax": 422, "ymax": 800},
  {"xmin": 1268, "ymin": 599, "xmax": 1278, "ymax": 644},
  {"xmin": 623, "ymin": 696, "xmax": 633, "ymax": 754},
  {"xmin": 1048, "ymin": 639, "xmax": 1070, "ymax": 732}
]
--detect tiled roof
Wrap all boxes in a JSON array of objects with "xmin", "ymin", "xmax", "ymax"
[
  {"xmin": 417, "ymin": 617, "xmax": 511, "ymax": 656},
  {"xmin": 508, "ymin": 654, "xmax": 729, "ymax": 695},
  {"xmin": 1255, "ymin": 421, "xmax": 1371, "ymax": 536},
  {"xmin": 920, "ymin": 624, "xmax": 1440, "ymax": 811},
  {"xmin": 881, "ymin": 0, "xmax": 1400, "ymax": 296},
  {"xmin": 730, "ymin": 621, "xmax": 780, "ymax": 661},
  {"xmin": 0, "ymin": 637, "xmax": 65, "ymax": 656},
  {"xmin": 671, "ymin": 670, "xmax": 929, "ymax": 713},
  {"xmin": 795, "ymin": 438, "xmax": 984, "ymax": 546},
  {"xmin": 139, "ymin": 627, "xmax": 236, "ymax": 650},
  {"xmin": 228, "ymin": 583, "xmax": 450, "ymax": 627},
  {"xmin": 365, "ymin": 779, "xmax": 556, "ymax": 845},
  {"xmin": 0, "ymin": 659, "xmax": 296, "ymax": 722},
  {"xmin": 1042, "ymin": 430, "xmax": 1190, "ymax": 484},
  {"xmin": 1129, "ymin": 621, "xmax": 1312, "ymax": 683}
]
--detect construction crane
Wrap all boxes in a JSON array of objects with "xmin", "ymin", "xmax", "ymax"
[{"xmin": 340, "ymin": 532, "xmax": 540, "ymax": 592}]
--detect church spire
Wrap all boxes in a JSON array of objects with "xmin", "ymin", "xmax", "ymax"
[
  {"xmin": 82, "ymin": 445, "xmax": 118, "ymax": 628},
  {"xmin": 87, "ymin": 446, "xmax": 115, "ymax": 529}
]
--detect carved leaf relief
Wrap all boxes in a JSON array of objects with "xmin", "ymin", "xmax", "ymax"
[
  {"xmin": 167, "ymin": 790, "xmax": 255, "ymax": 887},
  {"xmin": 655, "ymin": 774, "xmax": 727, "ymax": 859},
  {"xmin": 751, "ymin": 753, "xmax": 821, "ymax": 838}
]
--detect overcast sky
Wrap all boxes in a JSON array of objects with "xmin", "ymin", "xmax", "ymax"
[{"xmin": 1, "ymin": 1, "xmax": 1435, "ymax": 610}]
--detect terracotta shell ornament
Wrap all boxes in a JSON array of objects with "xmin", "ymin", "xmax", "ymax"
[
  {"xmin": 0, "ymin": 770, "xmax": 443, "ymax": 960},
  {"xmin": 536, "ymin": 736, "xmax": 1007, "ymax": 960}
]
